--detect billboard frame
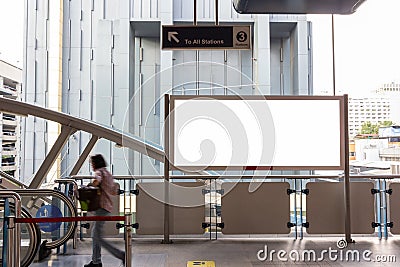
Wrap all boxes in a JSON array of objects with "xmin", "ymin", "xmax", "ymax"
[{"xmin": 168, "ymin": 95, "xmax": 346, "ymax": 171}]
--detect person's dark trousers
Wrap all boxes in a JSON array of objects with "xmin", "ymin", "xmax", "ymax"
[{"xmin": 91, "ymin": 208, "xmax": 125, "ymax": 264}]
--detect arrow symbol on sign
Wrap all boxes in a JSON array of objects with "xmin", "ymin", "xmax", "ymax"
[{"xmin": 168, "ymin": 32, "xmax": 179, "ymax": 43}]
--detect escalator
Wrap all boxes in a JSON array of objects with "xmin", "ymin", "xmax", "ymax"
[
  {"xmin": 0, "ymin": 202, "xmax": 41, "ymax": 267},
  {"xmin": 16, "ymin": 189, "xmax": 78, "ymax": 249},
  {"xmin": 0, "ymin": 186, "xmax": 78, "ymax": 266}
]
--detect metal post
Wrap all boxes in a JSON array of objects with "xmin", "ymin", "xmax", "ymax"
[
  {"xmin": 54, "ymin": 178, "xmax": 79, "ymax": 248},
  {"xmin": 163, "ymin": 94, "xmax": 171, "ymax": 243},
  {"xmin": 294, "ymin": 179, "xmax": 297, "ymax": 240},
  {"xmin": 124, "ymin": 213, "xmax": 132, "ymax": 267},
  {"xmin": 69, "ymin": 135, "xmax": 99, "ymax": 175},
  {"xmin": 194, "ymin": 0, "xmax": 199, "ymax": 95},
  {"xmin": 214, "ymin": 179, "xmax": 218, "ymax": 240},
  {"xmin": 331, "ymin": 14, "xmax": 336, "ymax": 96},
  {"xmin": 193, "ymin": 0, "xmax": 197, "ymax": 25},
  {"xmin": 209, "ymin": 181, "xmax": 212, "ymax": 240},
  {"xmin": 343, "ymin": 94, "xmax": 353, "ymax": 243},
  {"xmin": 300, "ymin": 179, "xmax": 303, "ymax": 240},
  {"xmin": 0, "ymin": 192, "xmax": 21, "ymax": 267},
  {"xmin": 7, "ymin": 216, "xmax": 16, "ymax": 267},
  {"xmin": 376, "ymin": 179, "xmax": 382, "ymax": 239},
  {"xmin": 382, "ymin": 180, "xmax": 388, "ymax": 239},
  {"xmin": 215, "ymin": 0, "xmax": 219, "ymax": 25},
  {"xmin": 63, "ymin": 185, "xmax": 68, "ymax": 254},
  {"xmin": 2, "ymin": 198, "xmax": 10, "ymax": 267},
  {"xmin": 29, "ymin": 125, "xmax": 76, "ymax": 189}
]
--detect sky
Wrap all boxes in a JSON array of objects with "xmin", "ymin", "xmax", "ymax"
[
  {"xmin": 0, "ymin": 0, "xmax": 399, "ymax": 96},
  {"xmin": 0, "ymin": 0, "xmax": 24, "ymax": 68},
  {"xmin": 309, "ymin": 0, "xmax": 400, "ymax": 95}
]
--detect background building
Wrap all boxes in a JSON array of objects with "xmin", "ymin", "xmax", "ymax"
[
  {"xmin": 348, "ymin": 97, "xmax": 391, "ymax": 138},
  {"xmin": 347, "ymin": 82, "xmax": 400, "ymax": 139},
  {"xmin": 22, "ymin": 0, "xmax": 313, "ymax": 181},
  {"xmin": 376, "ymin": 82, "xmax": 400, "ymax": 94},
  {"xmin": 375, "ymin": 82, "xmax": 400, "ymax": 125},
  {"xmin": 0, "ymin": 60, "xmax": 22, "ymax": 179}
]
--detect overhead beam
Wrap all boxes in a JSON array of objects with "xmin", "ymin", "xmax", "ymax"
[
  {"xmin": 233, "ymin": 0, "xmax": 366, "ymax": 14},
  {"xmin": 69, "ymin": 135, "xmax": 99, "ymax": 176},
  {"xmin": 29, "ymin": 126, "xmax": 76, "ymax": 189}
]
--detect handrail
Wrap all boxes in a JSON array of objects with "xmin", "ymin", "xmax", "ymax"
[
  {"xmin": 54, "ymin": 178, "xmax": 79, "ymax": 249},
  {"xmin": 0, "ymin": 170, "xmax": 27, "ymax": 189},
  {"xmin": 14, "ymin": 214, "xmax": 134, "ymax": 267},
  {"xmin": 0, "ymin": 97, "xmax": 164, "ymax": 162},
  {"xmin": 54, "ymin": 178, "xmax": 79, "ymax": 192},
  {"xmin": 0, "ymin": 191, "xmax": 22, "ymax": 267},
  {"xmin": 69, "ymin": 174, "xmax": 400, "ymax": 180},
  {"xmin": 13, "ymin": 189, "xmax": 77, "ymax": 249},
  {"xmin": 54, "ymin": 179, "xmax": 79, "ymax": 202},
  {"xmin": 0, "ymin": 200, "xmax": 40, "ymax": 267}
]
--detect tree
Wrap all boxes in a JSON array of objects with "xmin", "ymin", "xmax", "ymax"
[
  {"xmin": 380, "ymin": 120, "xmax": 394, "ymax": 127},
  {"xmin": 360, "ymin": 121, "xmax": 379, "ymax": 134},
  {"xmin": 360, "ymin": 121, "xmax": 394, "ymax": 135}
]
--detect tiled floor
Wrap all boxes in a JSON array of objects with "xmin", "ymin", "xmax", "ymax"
[{"xmin": 30, "ymin": 237, "xmax": 400, "ymax": 266}]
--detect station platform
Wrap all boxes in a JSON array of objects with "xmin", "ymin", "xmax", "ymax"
[{"xmin": 30, "ymin": 237, "xmax": 400, "ymax": 266}]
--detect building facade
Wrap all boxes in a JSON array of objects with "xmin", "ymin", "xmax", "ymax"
[
  {"xmin": 22, "ymin": 0, "xmax": 313, "ymax": 180},
  {"xmin": 348, "ymin": 97, "xmax": 391, "ymax": 139},
  {"xmin": 0, "ymin": 60, "xmax": 22, "ymax": 179},
  {"xmin": 376, "ymin": 82, "xmax": 400, "ymax": 94},
  {"xmin": 375, "ymin": 82, "xmax": 400, "ymax": 125},
  {"xmin": 347, "ymin": 82, "xmax": 400, "ymax": 139}
]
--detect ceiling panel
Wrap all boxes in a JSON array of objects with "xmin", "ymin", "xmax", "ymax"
[{"xmin": 233, "ymin": 0, "xmax": 366, "ymax": 14}]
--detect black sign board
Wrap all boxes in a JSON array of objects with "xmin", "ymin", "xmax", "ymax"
[{"xmin": 162, "ymin": 25, "xmax": 251, "ymax": 50}]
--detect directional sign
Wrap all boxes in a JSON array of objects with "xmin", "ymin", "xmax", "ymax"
[
  {"xmin": 162, "ymin": 26, "xmax": 251, "ymax": 50},
  {"xmin": 36, "ymin": 205, "xmax": 63, "ymax": 232}
]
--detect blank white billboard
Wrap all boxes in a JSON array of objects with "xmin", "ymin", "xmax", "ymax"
[{"xmin": 170, "ymin": 96, "xmax": 344, "ymax": 171}]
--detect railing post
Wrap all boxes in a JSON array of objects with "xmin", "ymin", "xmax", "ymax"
[
  {"xmin": 163, "ymin": 94, "xmax": 171, "ymax": 244},
  {"xmin": 2, "ymin": 198, "xmax": 10, "ymax": 267},
  {"xmin": 7, "ymin": 216, "xmax": 17, "ymax": 267},
  {"xmin": 0, "ymin": 191, "xmax": 21, "ymax": 267},
  {"xmin": 124, "ymin": 213, "xmax": 132, "ymax": 267},
  {"xmin": 343, "ymin": 94, "xmax": 353, "ymax": 243},
  {"xmin": 55, "ymin": 178, "xmax": 79, "ymax": 249},
  {"xmin": 6, "ymin": 215, "xmax": 14, "ymax": 267}
]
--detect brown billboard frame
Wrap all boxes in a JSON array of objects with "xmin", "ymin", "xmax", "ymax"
[{"xmin": 169, "ymin": 95, "xmax": 346, "ymax": 171}]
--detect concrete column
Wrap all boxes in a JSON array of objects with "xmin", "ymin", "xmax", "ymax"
[{"xmin": 253, "ymin": 15, "xmax": 271, "ymax": 95}]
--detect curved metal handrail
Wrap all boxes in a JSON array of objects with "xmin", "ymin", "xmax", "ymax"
[
  {"xmin": 0, "ymin": 170, "xmax": 27, "ymax": 189},
  {"xmin": 70, "ymin": 174, "xmax": 400, "ymax": 180},
  {"xmin": 54, "ymin": 178, "xmax": 79, "ymax": 249},
  {"xmin": 0, "ymin": 201, "xmax": 41, "ymax": 267},
  {"xmin": 0, "ymin": 191, "xmax": 22, "ymax": 267},
  {"xmin": 0, "ymin": 97, "xmax": 164, "ymax": 162},
  {"xmin": 13, "ymin": 189, "xmax": 77, "ymax": 249},
  {"xmin": 18, "ymin": 205, "xmax": 41, "ymax": 267}
]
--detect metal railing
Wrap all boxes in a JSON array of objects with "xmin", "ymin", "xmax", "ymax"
[
  {"xmin": 14, "ymin": 214, "xmax": 134, "ymax": 267},
  {"xmin": 0, "ymin": 191, "xmax": 22, "ymax": 267},
  {"xmin": 54, "ymin": 179, "xmax": 79, "ymax": 249},
  {"xmin": 70, "ymin": 173, "xmax": 400, "ymax": 242},
  {"xmin": 70, "ymin": 174, "xmax": 400, "ymax": 180},
  {"xmin": 0, "ymin": 170, "xmax": 26, "ymax": 189},
  {"xmin": 15, "ymin": 189, "xmax": 77, "ymax": 249}
]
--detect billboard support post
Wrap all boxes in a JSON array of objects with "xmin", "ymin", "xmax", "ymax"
[
  {"xmin": 162, "ymin": 94, "xmax": 171, "ymax": 244},
  {"xmin": 343, "ymin": 94, "xmax": 353, "ymax": 243}
]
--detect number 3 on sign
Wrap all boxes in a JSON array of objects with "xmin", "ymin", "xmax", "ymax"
[{"xmin": 236, "ymin": 31, "xmax": 247, "ymax": 42}]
